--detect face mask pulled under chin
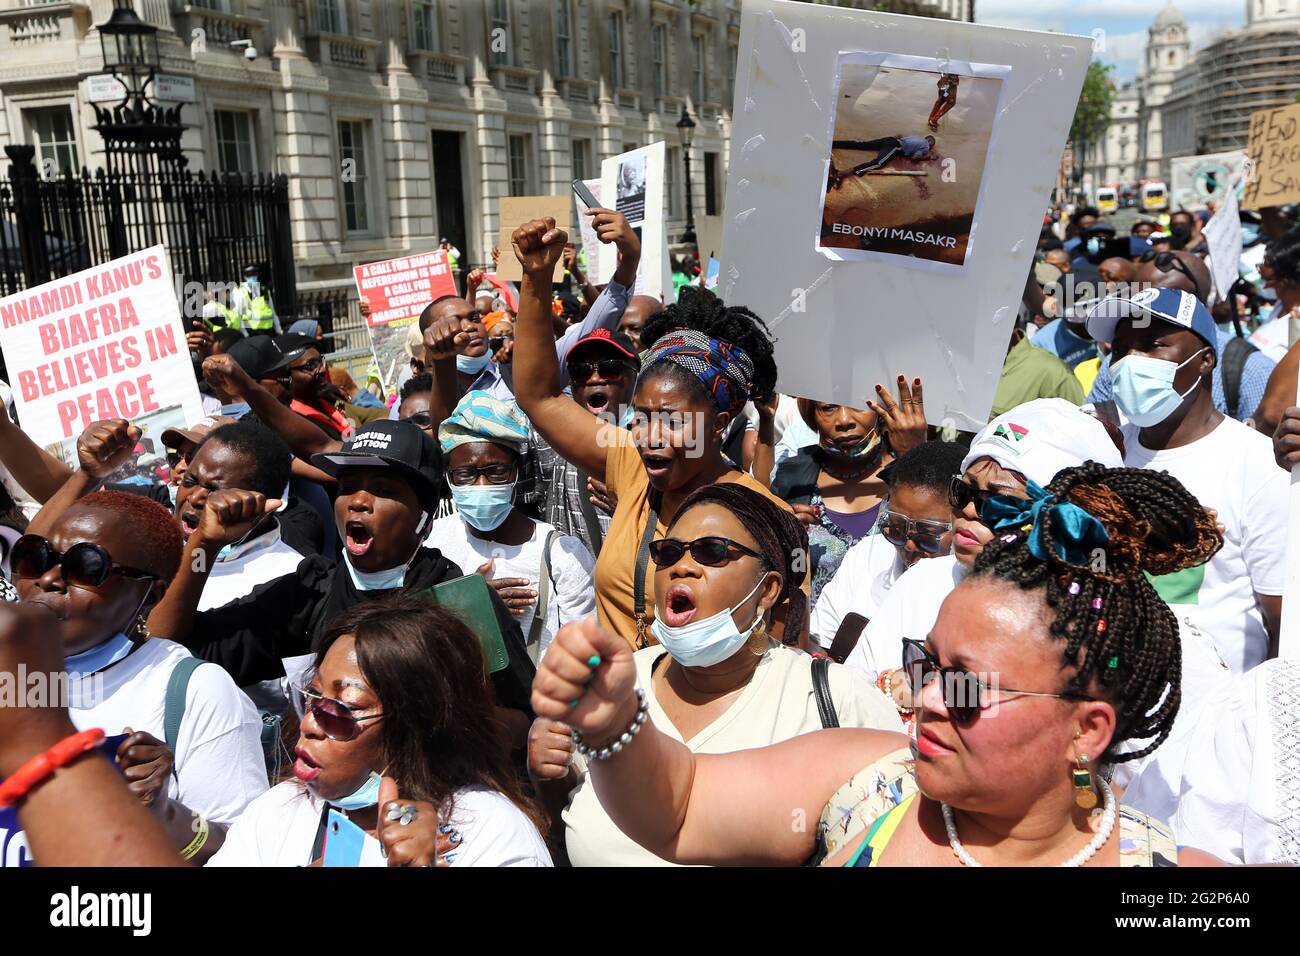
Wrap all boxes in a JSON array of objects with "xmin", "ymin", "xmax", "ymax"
[
  {"xmin": 329, "ymin": 770, "xmax": 382, "ymax": 810},
  {"xmin": 456, "ymin": 351, "xmax": 491, "ymax": 375},
  {"xmin": 649, "ymin": 576, "xmax": 767, "ymax": 668},
  {"xmin": 1111, "ymin": 348, "xmax": 1207, "ymax": 427},
  {"xmin": 343, "ymin": 552, "xmax": 410, "ymax": 591}
]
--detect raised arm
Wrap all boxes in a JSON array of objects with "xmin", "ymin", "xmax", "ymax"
[
  {"xmin": 511, "ymin": 218, "xmax": 618, "ymax": 480},
  {"xmin": 27, "ymin": 420, "xmax": 140, "ymax": 537},
  {"xmin": 532, "ymin": 619, "xmax": 906, "ymax": 866},
  {"xmin": 0, "ymin": 409, "xmax": 74, "ymax": 504},
  {"xmin": 552, "ymin": 209, "xmax": 639, "ymax": 387},
  {"xmin": 0, "ymin": 603, "xmax": 181, "ymax": 866},
  {"xmin": 202, "ymin": 354, "xmax": 341, "ymax": 460}
]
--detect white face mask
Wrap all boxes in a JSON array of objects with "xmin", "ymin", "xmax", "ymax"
[
  {"xmin": 649, "ymin": 576, "xmax": 767, "ymax": 668},
  {"xmin": 342, "ymin": 552, "xmax": 409, "ymax": 591}
]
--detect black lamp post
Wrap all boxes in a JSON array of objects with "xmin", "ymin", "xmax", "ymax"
[
  {"xmin": 98, "ymin": 1, "xmax": 160, "ymax": 105},
  {"xmin": 677, "ymin": 105, "xmax": 697, "ymax": 251}
]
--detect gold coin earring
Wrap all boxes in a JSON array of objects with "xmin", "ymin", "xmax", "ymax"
[{"xmin": 1072, "ymin": 753, "xmax": 1097, "ymax": 810}]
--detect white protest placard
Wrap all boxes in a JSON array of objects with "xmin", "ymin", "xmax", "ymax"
[
  {"xmin": 1203, "ymin": 186, "xmax": 1243, "ymax": 305},
  {"xmin": 1170, "ymin": 151, "xmax": 1247, "ymax": 211},
  {"xmin": 719, "ymin": 1, "xmax": 1091, "ymax": 428},
  {"xmin": 575, "ymin": 178, "xmax": 603, "ymax": 269},
  {"xmin": 599, "ymin": 142, "xmax": 666, "ymax": 300},
  {"xmin": 353, "ymin": 249, "xmax": 458, "ymax": 392},
  {"xmin": 0, "ymin": 245, "xmax": 203, "ymax": 467}
]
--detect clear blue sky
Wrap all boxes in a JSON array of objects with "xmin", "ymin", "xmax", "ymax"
[{"xmin": 975, "ymin": 0, "xmax": 1246, "ymax": 84}]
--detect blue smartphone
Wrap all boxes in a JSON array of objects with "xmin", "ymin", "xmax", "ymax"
[{"xmin": 322, "ymin": 810, "xmax": 367, "ymax": 867}]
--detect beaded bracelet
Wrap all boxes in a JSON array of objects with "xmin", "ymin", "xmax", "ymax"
[
  {"xmin": 0, "ymin": 728, "xmax": 106, "ymax": 809},
  {"xmin": 571, "ymin": 689, "xmax": 648, "ymax": 761}
]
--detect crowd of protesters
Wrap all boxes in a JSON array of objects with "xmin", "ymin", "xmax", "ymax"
[{"xmin": 1, "ymin": 191, "xmax": 1298, "ymax": 870}]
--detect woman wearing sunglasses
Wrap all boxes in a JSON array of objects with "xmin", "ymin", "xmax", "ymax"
[
  {"xmin": 769, "ymin": 389, "xmax": 928, "ymax": 607},
  {"xmin": 811, "ymin": 441, "xmax": 967, "ymax": 677},
  {"xmin": 840, "ymin": 399, "xmax": 1123, "ymax": 682},
  {"xmin": 13, "ymin": 475, "xmax": 267, "ymax": 865},
  {"xmin": 209, "ymin": 594, "xmax": 551, "ymax": 866},
  {"xmin": 533, "ymin": 461, "xmax": 1228, "ymax": 867},
  {"xmin": 528, "ymin": 483, "xmax": 900, "ymax": 866},
  {"xmin": 425, "ymin": 391, "xmax": 595, "ymax": 662}
]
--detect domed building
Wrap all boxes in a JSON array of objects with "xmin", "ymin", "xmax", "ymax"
[{"xmin": 1135, "ymin": 2, "xmax": 1191, "ymax": 181}]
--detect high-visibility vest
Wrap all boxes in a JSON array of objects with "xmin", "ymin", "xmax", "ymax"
[
  {"xmin": 242, "ymin": 284, "xmax": 275, "ymax": 331},
  {"xmin": 208, "ymin": 303, "xmax": 242, "ymax": 332}
]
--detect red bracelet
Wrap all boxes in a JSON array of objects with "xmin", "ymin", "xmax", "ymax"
[{"xmin": 0, "ymin": 728, "xmax": 106, "ymax": 809}]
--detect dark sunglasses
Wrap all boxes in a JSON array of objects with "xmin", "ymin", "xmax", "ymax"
[
  {"xmin": 409, "ymin": 357, "xmax": 426, "ymax": 373},
  {"xmin": 878, "ymin": 511, "xmax": 952, "ymax": 555},
  {"xmin": 289, "ymin": 355, "xmax": 324, "ymax": 374},
  {"xmin": 568, "ymin": 359, "xmax": 635, "ymax": 380},
  {"xmin": 447, "ymin": 463, "xmax": 517, "ymax": 486},
  {"xmin": 901, "ymin": 638, "xmax": 1093, "ymax": 725},
  {"xmin": 1137, "ymin": 249, "xmax": 1203, "ymax": 299},
  {"xmin": 948, "ymin": 475, "xmax": 1007, "ymax": 515},
  {"xmin": 489, "ymin": 336, "xmax": 507, "ymax": 352},
  {"xmin": 648, "ymin": 535, "xmax": 768, "ymax": 569},
  {"xmin": 11, "ymin": 534, "xmax": 157, "ymax": 590},
  {"xmin": 402, "ymin": 412, "xmax": 434, "ymax": 429},
  {"xmin": 293, "ymin": 683, "xmax": 384, "ymax": 742}
]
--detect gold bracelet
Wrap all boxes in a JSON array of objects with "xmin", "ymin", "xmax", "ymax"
[{"xmin": 180, "ymin": 814, "xmax": 210, "ymax": 861}]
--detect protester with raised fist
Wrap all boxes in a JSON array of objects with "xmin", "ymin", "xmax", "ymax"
[
  {"xmin": 510, "ymin": 216, "xmax": 807, "ymax": 649},
  {"xmin": 532, "ymin": 463, "xmax": 1227, "ymax": 868},
  {"xmin": 146, "ymin": 419, "xmax": 537, "ymax": 746},
  {"xmin": 8, "ymin": 423, "xmax": 268, "ymax": 864},
  {"xmin": 208, "ymin": 594, "xmax": 550, "ymax": 866},
  {"xmin": 531, "ymin": 482, "xmax": 899, "ymax": 866}
]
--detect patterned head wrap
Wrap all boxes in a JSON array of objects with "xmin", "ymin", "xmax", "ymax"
[
  {"xmin": 438, "ymin": 390, "xmax": 530, "ymax": 455},
  {"xmin": 638, "ymin": 329, "xmax": 755, "ymax": 416}
]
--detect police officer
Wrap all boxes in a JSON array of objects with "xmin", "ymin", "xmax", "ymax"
[{"xmin": 232, "ymin": 264, "xmax": 282, "ymax": 337}]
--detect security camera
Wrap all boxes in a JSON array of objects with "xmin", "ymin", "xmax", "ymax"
[{"xmin": 230, "ymin": 39, "xmax": 257, "ymax": 61}]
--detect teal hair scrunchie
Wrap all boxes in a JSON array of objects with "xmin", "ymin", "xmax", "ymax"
[{"xmin": 979, "ymin": 480, "xmax": 1110, "ymax": 566}]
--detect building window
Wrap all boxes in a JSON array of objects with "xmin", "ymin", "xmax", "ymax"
[
  {"xmin": 214, "ymin": 110, "xmax": 255, "ymax": 174},
  {"xmin": 556, "ymin": 1, "xmax": 573, "ymax": 78},
  {"xmin": 572, "ymin": 138, "xmax": 592, "ymax": 183},
  {"xmin": 693, "ymin": 34, "xmax": 707, "ymax": 102},
  {"xmin": 704, "ymin": 151, "xmax": 719, "ymax": 216},
  {"xmin": 652, "ymin": 24, "xmax": 668, "ymax": 98},
  {"xmin": 491, "ymin": 0, "xmax": 512, "ymax": 66},
  {"xmin": 608, "ymin": 11, "xmax": 624, "ymax": 89},
  {"xmin": 316, "ymin": 0, "xmax": 344, "ymax": 34},
  {"xmin": 338, "ymin": 120, "xmax": 370, "ymax": 233},
  {"xmin": 27, "ymin": 106, "xmax": 79, "ymax": 176},
  {"xmin": 666, "ymin": 145, "xmax": 680, "ymax": 218},
  {"xmin": 508, "ymin": 134, "xmax": 531, "ymax": 196},
  {"xmin": 412, "ymin": 1, "xmax": 439, "ymax": 52}
]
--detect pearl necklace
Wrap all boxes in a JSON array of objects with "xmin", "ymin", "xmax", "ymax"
[{"xmin": 941, "ymin": 778, "xmax": 1116, "ymax": 868}]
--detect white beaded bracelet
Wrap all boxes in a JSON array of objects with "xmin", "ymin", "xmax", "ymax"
[{"xmin": 571, "ymin": 689, "xmax": 649, "ymax": 761}]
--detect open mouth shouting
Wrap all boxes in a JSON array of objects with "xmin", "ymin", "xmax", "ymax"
[
  {"xmin": 179, "ymin": 508, "xmax": 201, "ymax": 537},
  {"xmin": 581, "ymin": 387, "xmax": 611, "ymax": 416},
  {"xmin": 345, "ymin": 519, "xmax": 374, "ymax": 558},
  {"xmin": 293, "ymin": 746, "xmax": 322, "ymax": 783},
  {"xmin": 663, "ymin": 583, "xmax": 698, "ymax": 627},
  {"xmin": 640, "ymin": 448, "xmax": 674, "ymax": 483}
]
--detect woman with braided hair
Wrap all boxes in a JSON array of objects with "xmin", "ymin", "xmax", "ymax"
[
  {"xmin": 530, "ymin": 463, "xmax": 1229, "ymax": 867},
  {"xmin": 510, "ymin": 217, "xmax": 808, "ymax": 650},
  {"xmin": 526, "ymin": 483, "xmax": 899, "ymax": 865}
]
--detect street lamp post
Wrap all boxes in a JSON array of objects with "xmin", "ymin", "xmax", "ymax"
[{"xmin": 677, "ymin": 106, "xmax": 697, "ymax": 252}]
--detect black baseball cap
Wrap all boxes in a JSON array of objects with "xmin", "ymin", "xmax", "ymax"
[
  {"xmin": 311, "ymin": 420, "xmax": 445, "ymax": 510},
  {"xmin": 566, "ymin": 328, "xmax": 639, "ymax": 364},
  {"xmin": 226, "ymin": 336, "xmax": 288, "ymax": 381},
  {"xmin": 272, "ymin": 333, "xmax": 319, "ymax": 370}
]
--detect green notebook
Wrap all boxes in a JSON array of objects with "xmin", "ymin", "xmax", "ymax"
[{"xmin": 424, "ymin": 574, "xmax": 509, "ymax": 674}]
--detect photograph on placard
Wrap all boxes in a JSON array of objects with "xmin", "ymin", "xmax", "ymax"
[
  {"xmin": 45, "ymin": 402, "xmax": 187, "ymax": 480},
  {"xmin": 615, "ymin": 153, "xmax": 647, "ymax": 230},
  {"xmin": 818, "ymin": 52, "xmax": 1009, "ymax": 269}
]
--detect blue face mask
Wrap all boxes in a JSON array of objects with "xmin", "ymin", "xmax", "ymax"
[
  {"xmin": 1111, "ymin": 348, "xmax": 1207, "ymax": 427},
  {"xmin": 456, "ymin": 352, "xmax": 491, "ymax": 375},
  {"xmin": 343, "ymin": 552, "xmax": 410, "ymax": 591},
  {"xmin": 246, "ymin": 278, "xmax": 260, "ymax": 296},
  {"xmin": 619, "ymin": 404, "xmax": 635, "ymax": 428},
  {"xmin": 451, "ymin": 482, "xmax": 516, "ymax": 532},
  {"xmin": 64, "ymin": 632, "xmax": 134, "ymax": 679},
  {"xmin": 167, "ymin": 483, "xmax": 179, "ymax": 508},
  {"xmin": 1086, "ymin": 237, "xmax": 1101, "ymax": 257},
  {"xmin": 1241, "ymin": 224, "xmax": 1260, "ymax": 246},
  {"xmin": 330, "ymin": 771, "xmax": 383, "ymax": 811},
  {"xmin": 649, "ymin": 576, "xmax": 766, "ymax": 668}
]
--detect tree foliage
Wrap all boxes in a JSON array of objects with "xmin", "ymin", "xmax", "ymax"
[{"xmin": 1070, "ymin": 61, "xmax": 1117, "ymax": 150}]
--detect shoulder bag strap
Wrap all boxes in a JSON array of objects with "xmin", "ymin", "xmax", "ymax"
[
  {"xmin": 1221, "ymin": 335, "xmax": 1257, "ymax": 420},
  {"xmin": 527, "ymin": 530, "xmax": 560, "ymax": 650},
  {"xmin": 826, "ymin": 612, "xmax": 869, "ymax": 665},
  {"xmin": 574, "ymin": 467, "xmax": 605, "ymax": 557},
  {"xmin": 812, "ymin": 656, "xmax": 839, "ymax": 729},
  {"xmin": 633, "ymin": 492, "xmax": 662, "ymax": 649},
  {"xmin": 164, "ymin": 656, "xmax": 205, "ymax": 756}
]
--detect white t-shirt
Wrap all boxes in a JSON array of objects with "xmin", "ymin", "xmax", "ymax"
[
  {"xmin": 69, "ymin": 638, "xmax": 267, "ymax": 825},
  {"xmin": 562, "ymin": 641, "xmax": 903, "ymax": 867},
  {"xmin": 208, "ymin": 781, "xmax": 552, "ymax": 867},
  {"xmin": 811, "ymin": 532, "xmax": 909, "ymax": 649},
  {"xmin": 197, "ymin": 523, "xmax": 305, "ymax": 612},
  {"xmin": 1127, "ymin": 657, "xmax": 1300, "ymax": 865},
  {"xmin": 843, "ymin": 554, "xmax": 969, "ymax": 680},
  {"xmin": 1121, "ymin": 416, "xmax": 1288, "ymax": 674},
  {"xmin": 424, "ymin": 514, "xmax": 595, "ymax": 660},
  {"xmin": 1248, "ymin": 313, "xmax": 1292, "ymax": 364}
]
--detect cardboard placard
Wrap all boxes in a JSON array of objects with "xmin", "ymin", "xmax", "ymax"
[
  {"xmin": 718, "ymin": 0, "xmax": 1090, "ymax": 429},
  {"xmin": 1242, "ymin": 103, "xmax": 1300, "ymax": 210},
  {"xmin": 0, "ymin": 246, "xmax": 204, "ymax": 468},
  {"xmin": 496, "ymin": 196, "xmax": 572, "ymax": 283},
  {"xmin": 695, "ymin": 214, "xmax": 724, "ymax": 265}
]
